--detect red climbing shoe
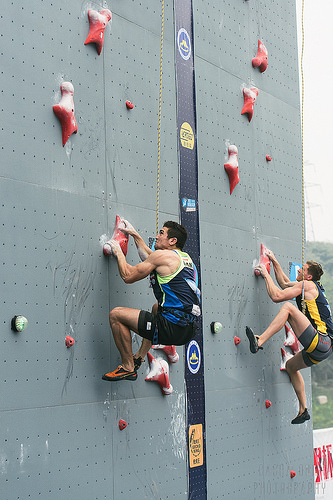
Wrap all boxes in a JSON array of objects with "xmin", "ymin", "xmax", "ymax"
[{"xmin": 102, "ymin": 366, "xmax": 137, "ymax": 381}]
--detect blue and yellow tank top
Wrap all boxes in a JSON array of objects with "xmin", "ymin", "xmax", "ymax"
[
  {"xmin": 296, "ymin": 281, "xmax": 333, "ymax": 335},
  {"xmin": 150, "ymin": 250, "xmax": 201, "ymax": 326}
]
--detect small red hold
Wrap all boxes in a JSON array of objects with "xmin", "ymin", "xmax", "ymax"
[
  {"xmin": 84, "ymin": 9, "xmax": 112, "ymax": 55},
  {"xmin": 65, "ymin": 335, "xmax": 75, "ymax": 348},
  {"xmin": 290, "ymin": 470, "xmax": 296, "ymax": 479},
  {"xmin": 119, "ymin": 419, "xmax": 127, "ymax": 431},
  {"xmin": 252, "ymin": 40, "xmax": 268, "ymax": 73},
  {"xmin": 224, "ymin": 145, "xmax": 239, "ymax": 194},
  {"xmin": 126, "ymin": 100, "xmax": 134, "ymax": 109},
  {"xmin": 265, "ymin": 399, "xmax": 271, "ymax": 408},
  {"xmin": 241, "ymin": 86, "xmax": 259, "ymax": 122},
  {"xmin": 53, "ymin": 82, "xmax": 78, "ymax": 146},
  {"xmin": 103, "ymin": 215, "xmax": 129, "ymax": 257},
  {"xmin": 234, "ymin": 336, "xmax": 241, "ymax": 346},
  {"xmin": 266, "ymin": 155, "xmax": 272, "ymax": 162}
]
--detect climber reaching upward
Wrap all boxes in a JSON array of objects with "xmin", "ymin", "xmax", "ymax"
[
  {"xmin": 246, "ymin": 251, "xmax": 333, "ymax": 424},
  {"xmin": 102, "ymin": 220, "xmax": 200, "ymax": 382}
]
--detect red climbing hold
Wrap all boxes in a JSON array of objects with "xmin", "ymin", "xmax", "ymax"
[
  {"xmin": 290, "ymin": 470, "xmax": 296, "ymax": 478},
  {"xmin": 284, "ymin": 324, "xmax": 300, "ymax": 355},
  {"xmin": 103, "ymin": 215, "xmax": 129, "ymax": 257},
  {"xmin": 266, "ymin": 155, "xmax": 272, "ymax": 162},
  {"xmin": 119, "ymin": 419, "xmax": 127, "ymax": 430},
  {"xmin": 234, "ymin": 336, "xmax": 241, "ymax": 346},
  {"xmin": 102, "ymin": 242, "xmax": 112, "ymax": 256},
  {"xmin": 280, "ymin": 347, "xmax": 293, "ymax": 371},
  {"xmin": 65, "ymin": 335, "xmax": 75, "ymax": 348},
  {"xmin": 252, "ymin": 40, "xmax": 268, "ymax": 73},
  {"xmin": 265, "ymin": 400, "xmax": 271, "ymax": 408},
  {"xmin": 241, "ymin": 86, "xmax": 259, "ymax": 122},
  {"xmin": 254, "ymin": 244, "xmax": 271, "ymax": 276},
  {"xmin": 260, "ymin": 244, "xmax": 271, "ymax": 273},
  {"xmin": 224, "ymin": 145, "xmax": 239, "ymax": 194},
  {"xmin": 53, "ymin": 82, "xmax": 78, "ymax": 146},
  {"xmin": 126, "ymin": 100, "xmax": 134, "ymax": 109},
  {"xmin": 145, "ymin": 352, "xmax": 173, "ymax": 395},
  {"xmin": 152, "ymin": 344, "xmax": 179, "ymax": 363},
  {"xmin": 84, "ymin": 9, "xmax": 112, "ymax": 55}
]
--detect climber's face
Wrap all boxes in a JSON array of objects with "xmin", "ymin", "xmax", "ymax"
[
  {"xmin": 296, "ymin": 264, "xmax": 312, "ymax": 281},
  {"xmin": 154, "ymin": 227, "xmax": 177, "ymax": 250}
]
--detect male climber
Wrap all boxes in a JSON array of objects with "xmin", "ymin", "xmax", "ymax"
[
  {"xmin": 246, "ymin": 252, "xmax": 333, "ymax": 424},
  {"xmin": 102, "ymin": 220, "xmax": 201, "ymax": 381}
]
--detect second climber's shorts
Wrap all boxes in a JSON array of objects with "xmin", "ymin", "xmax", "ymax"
[
  {"xmin": 299, "ymin": 324, "xmax": 333, "ymax": 367},
  {"xmin": 138, "ymin": 310, "xmax": 197, "ymax": 346}
]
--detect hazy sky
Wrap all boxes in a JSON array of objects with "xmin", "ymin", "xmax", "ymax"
[{"xmin": 296, "ymin": 1, "xmax": 333, "ymax": 243}]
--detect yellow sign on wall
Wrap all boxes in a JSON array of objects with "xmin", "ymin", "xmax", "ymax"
[
  {"xmin": 189, "ymin": 424, "xmax": 203, "ymax": 468},
  {"xmin": 180, "ymin": 122, "xmax": 194, "ymax": 149}
]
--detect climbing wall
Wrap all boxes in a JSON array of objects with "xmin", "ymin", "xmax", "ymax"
[
  {"xmin": 0, "ymin": 1, "xmax": 314, "ymax": 500},
  {"xmin": 195, "ymin": 1, "xmax": 314, "ymax": 498}
]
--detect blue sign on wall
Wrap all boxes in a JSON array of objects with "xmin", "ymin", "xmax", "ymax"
[{"xmin": 174, "ymin": 0, "xmax": 207, "ymax": 497}]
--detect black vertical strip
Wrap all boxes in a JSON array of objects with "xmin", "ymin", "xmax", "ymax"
[{"xmin": 174, "ymin": 1, "xmax": 207, "ymax": 498}]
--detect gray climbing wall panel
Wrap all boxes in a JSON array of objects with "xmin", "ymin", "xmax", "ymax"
[
  {"xmin": 0, "ymin": 1, "xmax": 314, "ymax": 500},
  {"xmin": 195, "ymin": 0, "xmax": 313, "ymax": 498}
]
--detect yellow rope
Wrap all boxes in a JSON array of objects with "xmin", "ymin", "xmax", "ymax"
[
  {"xmin": 301, "ymin": 0, "xmax": 306, "ymax": 312},
  {"xmin": 156, "ymin": 0, "xmax": 164, "ymax": 235}
]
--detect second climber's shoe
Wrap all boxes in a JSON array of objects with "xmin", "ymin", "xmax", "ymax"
[
  {"xmin": 133, "ymin": 356, "xmax": 144, "ymax": 371},
  {"xmin": 246, "ymin": 326, "xmax": 263, "ymax": 353},
  {"xmin": 102, "ymin": 365, "xmax": 137, "ymax": 381},
  {"xmin": 291, "ymin": 408, "xmax": 310, "ymax": 425}
]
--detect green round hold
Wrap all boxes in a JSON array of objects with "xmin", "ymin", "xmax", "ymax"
[
  {"xmin": 210, "ymin": 321, "xmax": 222, "ymax": 334},
  {"xmin": 12, "ymin": 315, "xmax": 28, "ymax": 332}
]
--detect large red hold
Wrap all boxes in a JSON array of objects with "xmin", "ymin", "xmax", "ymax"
[
  {"xmin": 284, "ymin": 324, "xmax": 300, "ymax": 355},
  {"xmin": 84, "ymin": 9, "xmax": 112, "ymax": 55},
  {"xmin": 145, "ymin": 352, "xmax": 173, "ymax": 395},
  {"xmin": 241, "ymin": 86, "xmax": 259, "ymax": 122},
  {"xmin": 224, "ymin": 145, "xmax": 239, "ymax": 194},
  {"xmin": 152, "ymin": 344, "xmax": 179, "ymax": 363},
  {"xmin": 53, "ymin": 82, "xmax": 78, "ymax": 146},
  {"xmin": 280, "ymin": 347, "xmax": 293, "ymax": 372},
  {"xmin": 252, "ymin": 40, "xmax": 268, "ymax": 73},
  {"xmin": 260, "ymin": 244, "xmax": 271, "ymax": 274},
  {"xmin": 103, "ymin": 215, "xmax": 129, "ymax": 256},
  {"xmin": 255, "ymin": 244, "xmax": 271, "ymax": 276}
]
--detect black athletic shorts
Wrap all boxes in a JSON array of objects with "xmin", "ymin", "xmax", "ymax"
[
  {"xmin": 299, "ymin": 324, "xmax": 333, "ymax": 367},
  {"xmin": 138, "ymin": 310, "xmax": 197, "ymax": 346}
]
